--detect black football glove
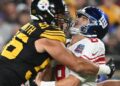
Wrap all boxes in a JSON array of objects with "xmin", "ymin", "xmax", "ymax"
[{"xmin": 106, "ymin": 58, "xmax": 116, "ymax": 79}]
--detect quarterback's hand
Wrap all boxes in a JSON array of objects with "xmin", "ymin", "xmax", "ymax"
[{"xmin": 106, "ymin": 58, "xmax": 116, "ymax": 79}]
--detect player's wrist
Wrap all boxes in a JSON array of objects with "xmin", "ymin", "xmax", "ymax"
[
  {"xmin": 39, "ymin": 81, "xmax": 55, "ymax": 86},
  {"xmin": 69, "ymin": 70, "xmax": 86, "ymax": 82},
  {"xmin": 97, "ymin": 65, "xmax": 111, "ymax": 75}
]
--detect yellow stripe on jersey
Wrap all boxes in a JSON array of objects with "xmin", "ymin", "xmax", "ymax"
[
  {"xmin": 40, "ymin": 30, "xmax": 66, "ymax": 44},
  {"xmin": 34, "ymin": 58, "xmax": 50, "ymax": 72},
  {"xmin": 45, "ymin": 30, "xmax": 64, "ymax": 34},
  {"xmin": 43, "ymin": 32, "xmax": 65, "ymax": 37}
]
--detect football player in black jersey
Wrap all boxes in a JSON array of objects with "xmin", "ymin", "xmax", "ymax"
[{"xmin": 0, "ymin": 0, "xmax": 110, "ymax": 86}]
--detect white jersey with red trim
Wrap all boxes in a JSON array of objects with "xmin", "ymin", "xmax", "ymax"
[
  {"xmin": 55, "ymin": 38, "xmax": 106, "ymax": 85},
  {"xmin": 68, "ymin": 38, "xmax": 105, "ymax": 64}
]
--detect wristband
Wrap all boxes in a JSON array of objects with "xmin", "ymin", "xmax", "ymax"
[
  {"xmin": 97, "ymin": 65, "xmax": 111, "ymax": 75},
  {"xmin": 40, "ymin": 81, "xmax": 55, "ymax": 86}
]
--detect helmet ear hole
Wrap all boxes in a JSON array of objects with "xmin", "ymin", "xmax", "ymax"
[{"xmin": 80, "ymin": 26, "xmax": 88, "ymax": 33}]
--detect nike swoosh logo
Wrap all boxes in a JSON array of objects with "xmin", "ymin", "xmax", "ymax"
[{"xmin": 92, "ymin": 51, "xmax": 98, "ymax": 56}]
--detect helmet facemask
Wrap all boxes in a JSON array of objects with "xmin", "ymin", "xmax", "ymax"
[{"xmin": 69, "ymin": 13, "xmax": 98, "ymax": 37}]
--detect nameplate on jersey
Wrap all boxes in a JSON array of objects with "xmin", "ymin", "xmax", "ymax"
[
  {"xmin": 74, "ymin": 44, "xmax": 85, "ymax": 53},
  {"xmin": 21, "ymin": 23, "xmax": 36, "ymax": 35}
]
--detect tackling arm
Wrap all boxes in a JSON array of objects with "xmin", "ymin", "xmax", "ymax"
[{"xmin": 35, "ymin": 38, "xmax": 98, "ymax": 75}]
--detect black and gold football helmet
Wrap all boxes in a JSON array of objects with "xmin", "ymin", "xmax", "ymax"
[{"xmin": 31, "ymin": 0, "xmax": 68, "ymax": 25}]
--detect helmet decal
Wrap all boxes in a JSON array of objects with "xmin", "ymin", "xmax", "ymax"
[
  {"xmin": 99, "ymin": 15, "xmax": 108, "ymax": 29},
  {"xmin": 37, "ymin": 0, "xmax": 49, "ymax": 11}
]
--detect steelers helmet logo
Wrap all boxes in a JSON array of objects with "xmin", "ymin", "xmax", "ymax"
[{"xmin": 37, "ymin": 0, "xmax": 50, "ymax": 11}]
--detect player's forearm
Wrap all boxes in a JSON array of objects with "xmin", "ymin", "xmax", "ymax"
[
  {"xmin": 73, "ymin": 58, "xmax": 111, "ymax": 75},
  {"xmin": 71, "ymin": 57, "xmax": 99, "ymax": 75}
]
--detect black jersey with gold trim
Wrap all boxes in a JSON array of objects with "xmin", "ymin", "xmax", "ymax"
[{"xmin": 0, "ymin": 21, "xmax": 66, "ymax": 82}]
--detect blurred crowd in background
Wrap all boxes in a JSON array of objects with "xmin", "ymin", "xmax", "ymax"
[{"xmin": 0, "ymin": 0, "xmax": 120, "ymax": 68}]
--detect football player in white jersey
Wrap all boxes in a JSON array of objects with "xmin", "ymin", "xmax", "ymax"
[
  {"xmin": 34, "ymin": 6, "xmax": 116, "ymax": 86},
  {"xmin": 54, "ymin": 6, "xmax": 112, "ymax": 86}
]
